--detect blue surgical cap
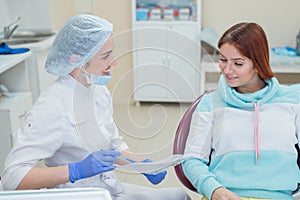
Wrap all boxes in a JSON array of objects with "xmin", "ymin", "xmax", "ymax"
[{"xmin": 45, "ymin": 14, "xmax": 113, "ymax": 76}]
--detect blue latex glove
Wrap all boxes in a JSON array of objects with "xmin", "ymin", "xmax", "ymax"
[
  {"xmin": 0, "ymin": 43, "xmax": 29, "ymax": 54},
  {"xmin": 141, "ymin": 159, "xmax": 167, "ymax": 185},
  {"xmin": 68, "ymin": 149, "xmax": 120, "ymax": 183}
]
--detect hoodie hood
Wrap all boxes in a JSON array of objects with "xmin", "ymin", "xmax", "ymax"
[{"xmin": 218, "ymin": 75, "xmax": 280, "ymax": 108}]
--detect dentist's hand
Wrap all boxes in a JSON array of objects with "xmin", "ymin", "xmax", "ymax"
[
  {"xmin": 141, "ymin": 159, "xmax": 167, "ymax": 185},
  {"xmin": 68, "ymin": 149, "xmax": 120, "ymax": 183}
]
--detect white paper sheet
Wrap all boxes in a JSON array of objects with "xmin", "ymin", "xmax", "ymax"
[{"xmin": 116, "ymin": 154, "xmax": 190, "ymax": 174}]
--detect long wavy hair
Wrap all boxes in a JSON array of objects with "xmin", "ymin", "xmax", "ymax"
[{"xmin": 218, "ymin": 22, "xmax": 275, "ymax": 79}]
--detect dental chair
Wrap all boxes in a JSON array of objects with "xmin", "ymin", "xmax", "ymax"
[
  {"xmin": 172, "ymin": 91, "xmax": 300, "ymax": 198},
  {"xmin": 173, "ymin": 92, "xmax": 208, "ymax": 192}
]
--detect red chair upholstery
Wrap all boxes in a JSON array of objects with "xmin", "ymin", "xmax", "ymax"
[
  {"xmin": 173, "ymin": 91, "xmax": 300, "ymax": 196},
  {"xmin": 173, "ymin": 92, "xmax": 209, "ymax": 192}
]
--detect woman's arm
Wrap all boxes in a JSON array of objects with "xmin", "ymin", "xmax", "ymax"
[
  {"xmin": 16, "ymin": 165, "xmax": 69, "ymax": 190},
  {"xmin": 17, "ymin": 149, "xmax": 121, "ymax": 189},
  {"xmin": 115, "ymin": 149, "xmax": 144, "ymax": 165},
  {"xmin": 212, "ymin": 187, "xmax": 242, "ymax": 200}
]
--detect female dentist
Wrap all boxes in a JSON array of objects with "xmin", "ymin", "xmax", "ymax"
[{"xmin": 1, "ymin": 14, "xmax": 190, "ymax": 200}]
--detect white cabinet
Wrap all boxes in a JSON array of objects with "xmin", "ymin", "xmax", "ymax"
[
  {"xmin": 28, "ymin": 47, "xmax": 56, "ymax": 101},
  {"xmin": 0, "ymin": 52, "xmax": 33, "ymax": 173},
  {"xmin": 132, "ymin": 0, "xmax": 202, "ymax": 103},
  {"xmin": 0, "ymin": 93, "xmax": 32, "ymax": 146},
  {"xmin": 26, "ymin": 36, "xmax": 57, "ymax": 101}
]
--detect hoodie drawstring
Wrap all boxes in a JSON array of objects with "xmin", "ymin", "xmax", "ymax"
[{"xmin": 252, "ymin": 101, "xmax": 260, "ymax": 160}]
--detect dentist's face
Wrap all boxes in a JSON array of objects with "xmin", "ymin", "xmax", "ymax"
[
  {"xmin": 219, "ymin": 43, "xmax": 263, "ymax": 93},
  {"xmin": 84, "ymin": 36, "xmax": 116, "ymax": 76}
]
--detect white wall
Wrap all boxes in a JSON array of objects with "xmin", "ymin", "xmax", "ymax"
[
  {"xmin": 0, "ymin": 0, "xmax": 52, "ymax": 34},
  {"xmin": 1, "ymin": 1, "xmax": 299, "ymax": 47},
  {"xmin": 0, "ymin": 0, "xmax": 12, "ymax": 32},
  {"xmin": 202, "ymin": 0, "xmax": 300, "ymax": 47},
  {"xmin": 7, "ymin": 0, "xmax": 52, "ymax": 31}
]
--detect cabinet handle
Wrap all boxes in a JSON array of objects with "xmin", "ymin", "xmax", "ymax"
[
  {"xmin": 19, "ymin": 111, "xmax": 27, "ymax": 119},
  {"xmin": 9, "ymin": 134, "xmax": 13, "ymax": 148}
]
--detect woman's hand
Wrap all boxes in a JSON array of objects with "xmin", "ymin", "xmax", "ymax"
[
  {"xmin": 141, "ymin": 159, "xmax": 167, "ymax": 185},
  {"xmin": 211, "ymin": 187, "xmax": 242, "ymax": 200},
  {"xmin": 68, "ymin": 149, "xmax": 120, "ymax": 183}
]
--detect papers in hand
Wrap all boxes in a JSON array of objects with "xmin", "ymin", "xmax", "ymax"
[{"xmin": 116, "ymin": 154, "xmax": 190, "ymax": 174}]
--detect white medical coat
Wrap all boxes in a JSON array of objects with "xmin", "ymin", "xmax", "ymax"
[{"xmin": 1, "ymin": 75, "xmax": 128, "ymax": 196}]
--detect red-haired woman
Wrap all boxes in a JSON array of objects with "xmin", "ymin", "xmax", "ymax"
[{"xmin": 183, "ymin": 22, "xmax": 300, "ymax": 200}]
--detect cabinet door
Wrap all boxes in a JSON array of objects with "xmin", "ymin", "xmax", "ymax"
[
  {"xmin": 28, "ymin": 49, "xmax": 57, "ymax": 101},
  {"xmin": 133, "ymin": 24, "xmax": 200, "ymax": 102},
  {"xmin": 0, "ymin": 112, "xmax": 12, "ymax": 173},
  {"xmin": 133, "ymin": 25, "xmax": 170, "ymax": 101},
  {"xmin": 165, "ymin": 24, "xmax": 200, "ymax": 102},
  {"xmin": 36, "ymin": 49, "xmax": 57, "ymax": 95},
  {"xmin": 0, "ymin": 92, "xmax": 32, "ymax": 173}
]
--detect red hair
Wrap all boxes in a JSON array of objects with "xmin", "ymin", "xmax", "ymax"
[{"xmin": 218, "ymin": 22, "xmax": 274, "ymax": 79}]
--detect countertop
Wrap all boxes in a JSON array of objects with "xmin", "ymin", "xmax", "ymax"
[
  {"xmin": 0, "ymin": 51, "xmax": 32, "ymax": 74},
  {"xmin": 0, "ymin": 33, "xmax": 56, "ymax": 74}
]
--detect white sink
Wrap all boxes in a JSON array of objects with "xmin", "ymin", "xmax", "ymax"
[{"xmin": 1, "ymin": 31, "xmax": 55, "ymax": 45}]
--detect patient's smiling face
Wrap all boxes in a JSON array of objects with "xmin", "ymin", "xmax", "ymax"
[{"xmin": 219, "ymin": 43, "xmax": 265, "ymax": 93}]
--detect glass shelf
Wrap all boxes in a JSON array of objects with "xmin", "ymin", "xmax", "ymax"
[{"xmin": 135, "ymin": 0, "xmax": 198, "ymax": 22}]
